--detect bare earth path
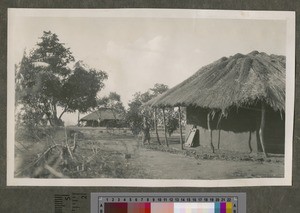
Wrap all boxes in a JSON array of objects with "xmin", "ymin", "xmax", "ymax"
[
  {"xmin": 130, "ymin": 147, "xmax": 283, "ymax": 179},
  {"xmin": 79, "ymin": 128, "xmax": 284, "ymax": 179},
  {"xmin": 15, "ymin": 128, "xmax": 284, "ymax": 179}
]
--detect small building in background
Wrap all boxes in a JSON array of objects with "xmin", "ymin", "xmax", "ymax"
[{"xmin": 80, "ymin": 108, "xmax": 123, "ymax": 127}]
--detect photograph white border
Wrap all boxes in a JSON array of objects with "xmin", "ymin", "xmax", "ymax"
[{"xmin": 7, "ymin": 8, "xmax": 295, "ymax": 187}]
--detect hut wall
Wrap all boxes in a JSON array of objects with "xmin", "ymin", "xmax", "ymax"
[
  {"xmin": 99, "ymin": 119, "xmax": 120, "ymax": 127},
  {"xmin": 86, "ymin": 120, "xmax": 99, "ymax": 127},
  {"xmin": 264, "ymin": 110, "xmax": 285, "ymax": 154},
  {"xmin": 186, "ymin": 106, "xmax": 258, "ymax": 132},
  {"xmin": 185, "ymin": 124, "xmax": 258, "ymax": 153},
  {"xmin": 186, "ymin": 105, "xmax": 284, "ymax": 154}
]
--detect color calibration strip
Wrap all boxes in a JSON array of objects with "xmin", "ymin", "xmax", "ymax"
[
  {"xmin": 91, "ymin": 193, "xmax": 246, "ymax": 213},
  {"xmin": 104, "ymin": 202, "xmax": 233, "ymax": 213}
]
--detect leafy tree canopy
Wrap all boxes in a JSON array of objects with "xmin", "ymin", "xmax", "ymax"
[
  {"xmin": 16, "ymin": 31, "xmax": 108, "ymax": 127},
  {"xmin": 95, "ymin": 92, "xmax": 127, "ymax": 128},
  {"xmin": 126, "ymin": 83, "xmax": 169, "ymax": 135},
  {"xmin": 97, "ymin": 92, "xmax": 126, "ymax": 115}
]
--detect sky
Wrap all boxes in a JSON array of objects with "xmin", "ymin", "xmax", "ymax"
[{"xmin": 8, "ymin": 9, "xmax": 287, "ymax": 125}]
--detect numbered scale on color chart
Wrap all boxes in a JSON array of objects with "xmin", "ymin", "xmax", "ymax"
[{"xmin": 91, "ymin": 193, "xmax": 246, "ymax": 213}]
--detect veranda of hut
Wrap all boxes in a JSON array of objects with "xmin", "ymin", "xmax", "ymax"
[{"xmin": 148, "ymin": 51, "xmax": 285, "ymax": 156}]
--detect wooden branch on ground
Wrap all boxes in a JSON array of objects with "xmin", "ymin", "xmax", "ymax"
[
  {"xmin": 16, "ymin": 141, "xmax": 30, "ymax": 151},
  {"xmin": 15, "ymin": 144, "xmax": 24, "ymax": 152},
  {"xmin": 33, "ymin": 153, "xmax": 58, "ymax": 177},
  {"xmin": 64, "ymin": 127, "xmax": 75, "ymax": 160},
  {"xmin": 48, "ymin": 155, "xmax": 63, "ymax": 178},
  {"xmin": 86, "ymin": 152, "xmax": 99, "ymax": 164},
  {"xmin": 15, "ymin": 144, "xmax": 62, "ymax": 176},
  {"xmin": 72, "ymin": 133, "xmax": 78, "ymax": 153},
  {"xmin": 45, "ymin": 133, "xmax": 62, "ymax": 153},
  {"xmin": 44, "ymin": 164, "xmax": 68, "ymax": 178},
  {"xmin": 91, "ymin": 141, "xmax": 98, "ymax": 154}
]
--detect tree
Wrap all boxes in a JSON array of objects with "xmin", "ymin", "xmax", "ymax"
[
  {"xmin": 97, "ymin": 92, "xmax": 126, "ymax": 115},
  {"xmin": 126, "ymin": 92, "xmax": 147, "ymax": 135},
  {"xmin": 126, "ymin": 84, "xmax": 169, "ymax": 137},
  {"xmin": 166, "ymin": 110, "xmax": 180, "ymax": 137},
  {"xmin": 97, "ymin": 92, "xmax": 127, "ymax": 128},
  {"xmin": 60, "ymin": 63, "xmax": 107, "ymax": 117},
  {"xmin": 150, "ymin": 83, "xmax": 168, "ymax": 96},
  {"xmin": 16, "ymin": 31, "xmax": 108, "ymax": 127}
]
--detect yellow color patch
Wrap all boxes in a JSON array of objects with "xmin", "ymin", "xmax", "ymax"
[{"xmin": 226, "ymin": 202, "xmax": 233, "ymax": 213}]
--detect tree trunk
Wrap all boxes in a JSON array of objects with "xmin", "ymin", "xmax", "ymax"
[
  {"xmin": 178, "ymin": 106, "xmax": 184, "ymax": 150},
  {"xmin": 44, "ymin": 103, "xmax": 64, "ymax": 127},
  {"xmin": 53, "ymin": 104, "xmax": 57, "ymax": 120},
  {"xmin": 47, "ymin": 103, "xmax": 60, "ymax": 126},
  {"xmin": 259, "ymin": 102, "xmax": 268, "ymax": 157},
  {"xmin": 154, "ymin": 108, "xmax": 161, "ymax": 145},
  {"xmin": 162, "ymin": 108, "xmax": 168, "ymax": 147},
  {"xmin": 45, "ymin": 113, "xmax": 54, "ymax": 126},
  {"xmin": 207, "ymin": 112, "xmax": 215, "ymax": 153},
  {"xmin": 58, "ymin": 107, "xmax": 68, "ymax": 120}
]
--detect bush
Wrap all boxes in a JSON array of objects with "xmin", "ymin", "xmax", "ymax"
[{"xmin": 15, "ymin": 109, "xmax": 59, "ymax": 141}]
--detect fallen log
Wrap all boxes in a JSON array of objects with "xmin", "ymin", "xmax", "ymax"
[
  {"xmin": 15, "ymin": 144, "xmax": 62, "ymax": 177},
  {"xmin": 44, "ymin": 164, "xmax": 69, "ymax": 178}
]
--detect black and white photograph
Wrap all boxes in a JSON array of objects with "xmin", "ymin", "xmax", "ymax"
[{"xmin": 7, "ymin": 9, "xmax": 295, "ymax": 187}]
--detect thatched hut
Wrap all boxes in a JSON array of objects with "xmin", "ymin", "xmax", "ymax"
[
  {"xmin": 80, "ymin": 108, "xmax": 122, "ymax": 127},
  {"xmin": 149, "ymin": 51, "xmax": 285, "ymax": 155}
]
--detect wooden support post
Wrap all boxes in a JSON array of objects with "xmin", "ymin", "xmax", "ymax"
[
  {"xmin": 154, "ymin": 108, "xmax": 161, "ymax": 145},
  {"xmin": 178, "ymin": 106, "xmax": 184, "ymax": 150},
  {"xmin": 162, "ymin": 108, "xmax": 169, "ymax": 147},
  {"xmin": 217, "ymin": 129, "xmax": 221, "ymax": 149},
  {"xmin": 77, "ymin": 111, "xmax": 80, "ymax": 126},
  {"xmin": 256, "ymin": 128, "xmax": 262, "ymax": 152},
  {"xmin": 259, "ymin": 103, "xmax": 268, "ymax": 157},
  {"xmin": 248, "ymin": 131, "xmax": 252, "ymax": 153},
  {"xmin": 207, "ymin": 112, "xmax": 215, "ymax": 153}
]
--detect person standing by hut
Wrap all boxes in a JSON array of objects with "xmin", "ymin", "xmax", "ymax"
[{"xmin": 142, "ymin": 114, "xmax": 151, "ymax": 145}]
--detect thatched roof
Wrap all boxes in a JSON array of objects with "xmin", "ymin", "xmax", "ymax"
[
  {"xmin": 149, "ymin": 51, "xmax": 285, "ymax": 112},
  {"xmin": 80, "ymin": 108, "xmax": 122, "ymax": 121}
]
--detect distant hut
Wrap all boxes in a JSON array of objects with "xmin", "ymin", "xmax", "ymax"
[
  {"xmin": 80, "ymin": 108, "xmax": 122, "ymax": 127},
  {"xmin": 149, "ymin": 51, "xmax": 285, "ymax": 156}
]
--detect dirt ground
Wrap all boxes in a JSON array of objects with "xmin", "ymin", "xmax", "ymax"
[
  {"xmin": 133, "ymin": 149, "xmax": 283, "ymax": 179},
  {"xmin": 15, "ymin": 127, "xmax": 284, "ymax": 179}
]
